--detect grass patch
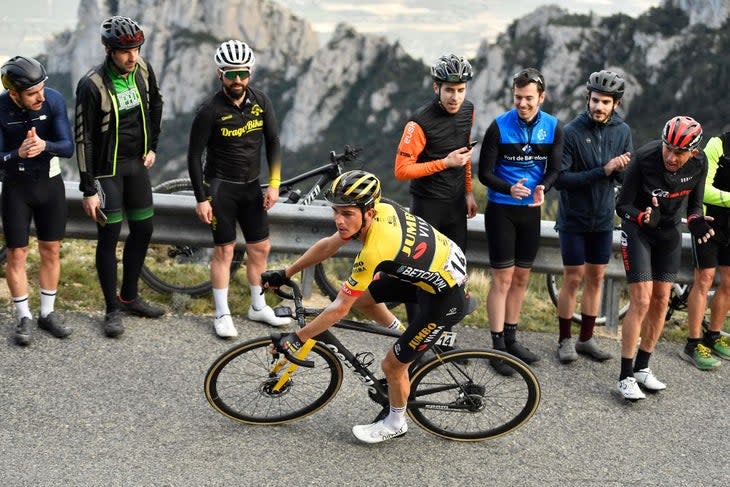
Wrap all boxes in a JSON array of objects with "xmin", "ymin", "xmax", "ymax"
[{"xmin": 0, "ymin": 237, "xmax": 700, "ymax": 342}]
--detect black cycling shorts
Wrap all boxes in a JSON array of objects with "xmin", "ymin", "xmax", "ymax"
[
  {"xmin": 411, "ymin": 196, "xmax": 467, "ymax": 251},
  {"xmin": 369, "ymin": 273, "xmax": 466, "ymax": 364},
  {"xmin": 484, "ymin": 202, "xmax": 540, "ymax": 269},
  {"xmin": 205, "ymin": 178, "xmax": 268, "ymax": 245},
  {"xmin": 620, "ymin": 220, "xmax": 681, "ymax": 283},
  {"xmin": 558, "ymin": 230, "xmax": 613, "ymax": 266},
  {"xmin": 97, "ymin": 158, "xmax": 153, "ymax": 223},
  {"xmin": 1, "ymin": 174, "xmax": 67, "ymax": 248}
]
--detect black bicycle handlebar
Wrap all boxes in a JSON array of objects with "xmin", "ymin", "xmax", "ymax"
[{"xmin": 270, "ymin": 332, "xmax": 315, "ymax": 368}]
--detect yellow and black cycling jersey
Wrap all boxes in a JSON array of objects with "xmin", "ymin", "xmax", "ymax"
[{"xmin": 341, "ymin": 202, "xmax": 468, "ymax": 297}]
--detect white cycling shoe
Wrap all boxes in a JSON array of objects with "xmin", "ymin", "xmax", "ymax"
[
  {"xmin": 214, "ymin": 314, "xmax": 238, "ymax": 338},
  {"xmin": 617, "ymin": 377, "xmax": 645, "ymax": 400},
  {"xmin": 352, "ymin": 419, "xmax": 408, "ymax": 444},
  {"xmin": 248, "ymin": 305, "xmax": 290, "ymax": 327},
  {"xmin": 633, "ymin": 368, "xmax": 667, "ymax": 391}
]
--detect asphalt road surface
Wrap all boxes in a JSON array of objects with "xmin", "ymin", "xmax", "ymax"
[{"xmin": 1, "ymin": 309, "xmax": 729, "ymax": 486}]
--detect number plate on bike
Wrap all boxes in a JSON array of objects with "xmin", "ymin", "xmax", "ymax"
[{"xmin": 435, "ymin": 331, "xmax": 456, "ymax": 347}]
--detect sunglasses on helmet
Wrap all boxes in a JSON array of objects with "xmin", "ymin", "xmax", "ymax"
[
  {"xmin": 512, "ymin": 69, "xmax": 544, "ymax": 89},
  {"xmin": 222, "ymin": 69, "xmax": 250, "ymax": 80}
]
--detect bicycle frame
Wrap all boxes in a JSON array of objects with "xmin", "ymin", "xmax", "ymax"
[{"xmin": 269, "ymin": 283, "xmax": 455, "ymax": 409}]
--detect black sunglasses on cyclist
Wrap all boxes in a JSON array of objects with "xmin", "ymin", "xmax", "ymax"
[
  {"xmin": 512, "ymin": 69, "xmax": 544, "ymax": 89},
  {"xmin": 222, "ymin": 69, "xmax": 250, "ymax": 80}
]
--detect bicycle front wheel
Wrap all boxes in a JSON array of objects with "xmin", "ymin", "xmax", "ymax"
[
  {"xmin": 546, "ymin": 273, "xmax": 629, "ymax": 325},
  {"xmin": 204, "ymin": 337, "xmax": 344, "ymax": 424},
  {"xmin": 408, "ymin": 349, "xmax": 541, "ymax": 441}
]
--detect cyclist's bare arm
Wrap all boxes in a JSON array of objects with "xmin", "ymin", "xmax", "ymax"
[
  {"xmin": 296, "ymin": 290, "xmax": 358, "ymax": 342},
  {"xmin": 285, "ymin": 232, "xmax": 349, "ymax": 277}
]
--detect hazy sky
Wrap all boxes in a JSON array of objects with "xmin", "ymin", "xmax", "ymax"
[{"xmin": 2, "ymin": 0, "xmax": 660, "ymax": 62}]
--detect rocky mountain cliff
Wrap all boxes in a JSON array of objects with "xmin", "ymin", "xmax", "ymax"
[{"xmin": 44, "ymin": 0, "xmax": 730, "ymax": 203}]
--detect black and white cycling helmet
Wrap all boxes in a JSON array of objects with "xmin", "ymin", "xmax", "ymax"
[
  {"xmin": 431, "ymin": 54, "xmax": 473, "ymax": 83},
  {"xmin": 101, "ymin": 16, "xmax": 145, "ymax": 49},
  {"xmin": 325, "ymin": 170, "xmax": 381, "ymax": 210},
  {"xmin": 1, "ymin": 56, "xmax": 47, "ymax": 92},
  {"xmin": 586, "ymin": 70, "xmax": 625, "ymax": 100},
  {"xmin": 215, "ymin": 40, "xmax": 256, "ymax": 70}
]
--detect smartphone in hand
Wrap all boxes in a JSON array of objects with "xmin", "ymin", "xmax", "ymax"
[
  {"xmin": 466, "ymin": 140, "xmax": 478, "ymax": 149},
  {"xmin": 94, "ymin": 208, "xmax": 108, "ymax": 227}
]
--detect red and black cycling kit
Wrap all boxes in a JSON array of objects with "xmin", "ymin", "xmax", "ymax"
[
  {"xmin": 394, "ymin": 98, "xmax": 474, "ymax": 250},
  {"xmin": 616, "ymin": 139, "xmax": 708, "ymax": 283},
  {"xmin": 0, "ymin": 87, "xmax": 73, "ymax": 248}
]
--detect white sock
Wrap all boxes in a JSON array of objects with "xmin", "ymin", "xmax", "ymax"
[
  {"xmin": 212, "ymin": 288, "xmax": 230, "ymax": 318},
  {"xmin": 13, "ymin": 295, "xmax": 32, "ymax": 320},
  {"xmin": 387, "ymin": 318, "xmax": 405, "ymax": 332},
  {"xmin": 250, "ymin": 285, "xmax": 266, "ymax": 310},
  {"xmin": 40, "ymin": 288, "xmax": 57, "ymax": 318},
  {"xmin": 384, "ymin": 405, "xmax": 406, "ymax": 430}
]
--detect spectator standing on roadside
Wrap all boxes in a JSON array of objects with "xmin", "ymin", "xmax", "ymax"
[
  {"xmin": 680, "ymin": 130, "xmax": 730, "ymax": 370},
  {"xmin": 477, "ymin": 67, "xmax": 563, "ymax": 374},
  {"xmin": 553, "ymin": 70, "xmax": 632, "ymax": 363},
  {"xmin": 615, "ymin": 116, "xmax": 712, "ymax": 400},
  {"xmin": 75, "ymin": 16, "xmax": 165, "ymax": 338},
  {"xmin": 1, "ymin": 56, "xmax": 74, "ymax": 345},
  {"xmin": 188, "ymin": 40, "xmax": 290, "ymax": 338},
  {"xmin": 394, "ymin": 53, "xmax": 477, "ymax": 325}
]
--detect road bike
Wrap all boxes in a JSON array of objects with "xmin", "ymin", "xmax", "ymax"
[
  {"xmin": 203, "ymin": 277, "xmax": 541, "ymax": 441},
  {"xmin": 141, "ymin": 146, "xmax": 365, "ymax": 297}
]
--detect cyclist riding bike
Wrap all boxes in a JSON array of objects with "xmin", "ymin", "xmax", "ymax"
[
  {"xmin": 615, "ymin": 115, "xmax": 713, "ymax": 400},
  {"xmin": 262, "ymin": 170, "xmax": 469, "ymax": 443}
]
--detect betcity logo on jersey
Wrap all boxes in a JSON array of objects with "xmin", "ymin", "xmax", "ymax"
[
  {"xmin": 220, "ymin": 119, "xmax": 264, "ymax": 137},
  {"xmin": 395, "ymin": 265, "xmax": 448, "ymax": 292}
]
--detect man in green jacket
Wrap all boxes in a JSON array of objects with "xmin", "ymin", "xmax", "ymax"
[{"xmin": 75, "ymin": 16, "xmax": 164, "ymax": 338}]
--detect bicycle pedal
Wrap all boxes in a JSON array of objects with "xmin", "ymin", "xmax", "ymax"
[{"xmin": 273, "ymin": 306, "xmax": 292, "ymax": 318}]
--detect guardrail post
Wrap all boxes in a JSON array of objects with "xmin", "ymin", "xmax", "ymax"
[
  {"xmin": 300, "ymin": 267, "xmax": 314, "ymax": 298},
  {"xmin": 602, "ymin": 277, "xmax": 621, "ymax": 336}
]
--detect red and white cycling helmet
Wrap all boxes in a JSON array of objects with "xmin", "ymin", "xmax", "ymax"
[{"xmin": 662, "ymin": 116, "xmax": 703, "ymax": 151}]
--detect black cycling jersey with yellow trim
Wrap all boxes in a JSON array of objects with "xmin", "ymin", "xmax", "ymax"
[
  {"xmin": 342, "ymin": 202, "xmax": 468, "ymax": 296},
  {"xmin": 187, "ymin": 87, "xmax": 282, "ymax": 202}
]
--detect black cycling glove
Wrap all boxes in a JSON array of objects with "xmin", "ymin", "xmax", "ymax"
[
  {"xmin": 273, "ymin": 332, "xmax": 304, "ymax": 355},
  {"xmin": 261, "ymin": 269, "xmax": 287, "ymax": 288},
  {"xmin": 688, "ymin": 215, "xmax": 713, "ymax": 241}
]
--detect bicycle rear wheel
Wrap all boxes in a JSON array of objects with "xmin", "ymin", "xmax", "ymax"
[
  {"xmin": 408, "ymin": 349, "xmax": 541, "ymax": 441},
  {"xmin": 545, "ymin": 273, "xmax": 629, "ymax": 325},
  {"xmin": 141, "ymin": 178, "xmax": 243, "ymax": 297},
  {"xmin": 204, "ymin": 337, "xmax": 343, "ymax": 424}
]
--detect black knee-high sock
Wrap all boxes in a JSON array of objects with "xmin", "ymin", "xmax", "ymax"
[
  {"xmin": 633, "ymin": 349, "xmax": 652, "ymax": 372},
  {"xmin": 120, "ymin": 218, "xmax": 153, "ymax": 301},
  {"xmin": 97, "ymin": 222, "xmax": 122, "ymax": 313}
]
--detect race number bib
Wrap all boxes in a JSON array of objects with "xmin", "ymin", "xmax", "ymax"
[{"xmin": 444, "ymin": 242, "xmax": 468, "ymax": 286}]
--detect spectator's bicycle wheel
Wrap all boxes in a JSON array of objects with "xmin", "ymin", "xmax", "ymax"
[{"xmin": 141, "ymin": 178, "xmax": 244, "ymax": 297}]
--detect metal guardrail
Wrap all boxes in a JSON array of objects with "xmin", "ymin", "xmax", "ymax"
[{"xmin": 3, "ymin": 181, "xmax": 699, "ymax": 334}]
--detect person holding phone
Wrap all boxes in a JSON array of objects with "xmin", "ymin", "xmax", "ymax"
[
  {"xmin": 1, "ymin": 56, "xmax": 74, "ymax": 345},
  {"xmin": 394, "ymin": 53, "xmax": 477, "ymax": 252},
  {"xmin": 394, "ymin": 54, "xmax": 477, "ymax": 327},
  {"xmin": 75, "ymin": 16, "xmax": 165, "ymax": 338},
  {"xmin": 478, "ymin": 68, "xmax": 564, "ymax": 374},
  {"xmin": 553, "ymin": 70, "xmax": 632, "ymax": 364}
]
